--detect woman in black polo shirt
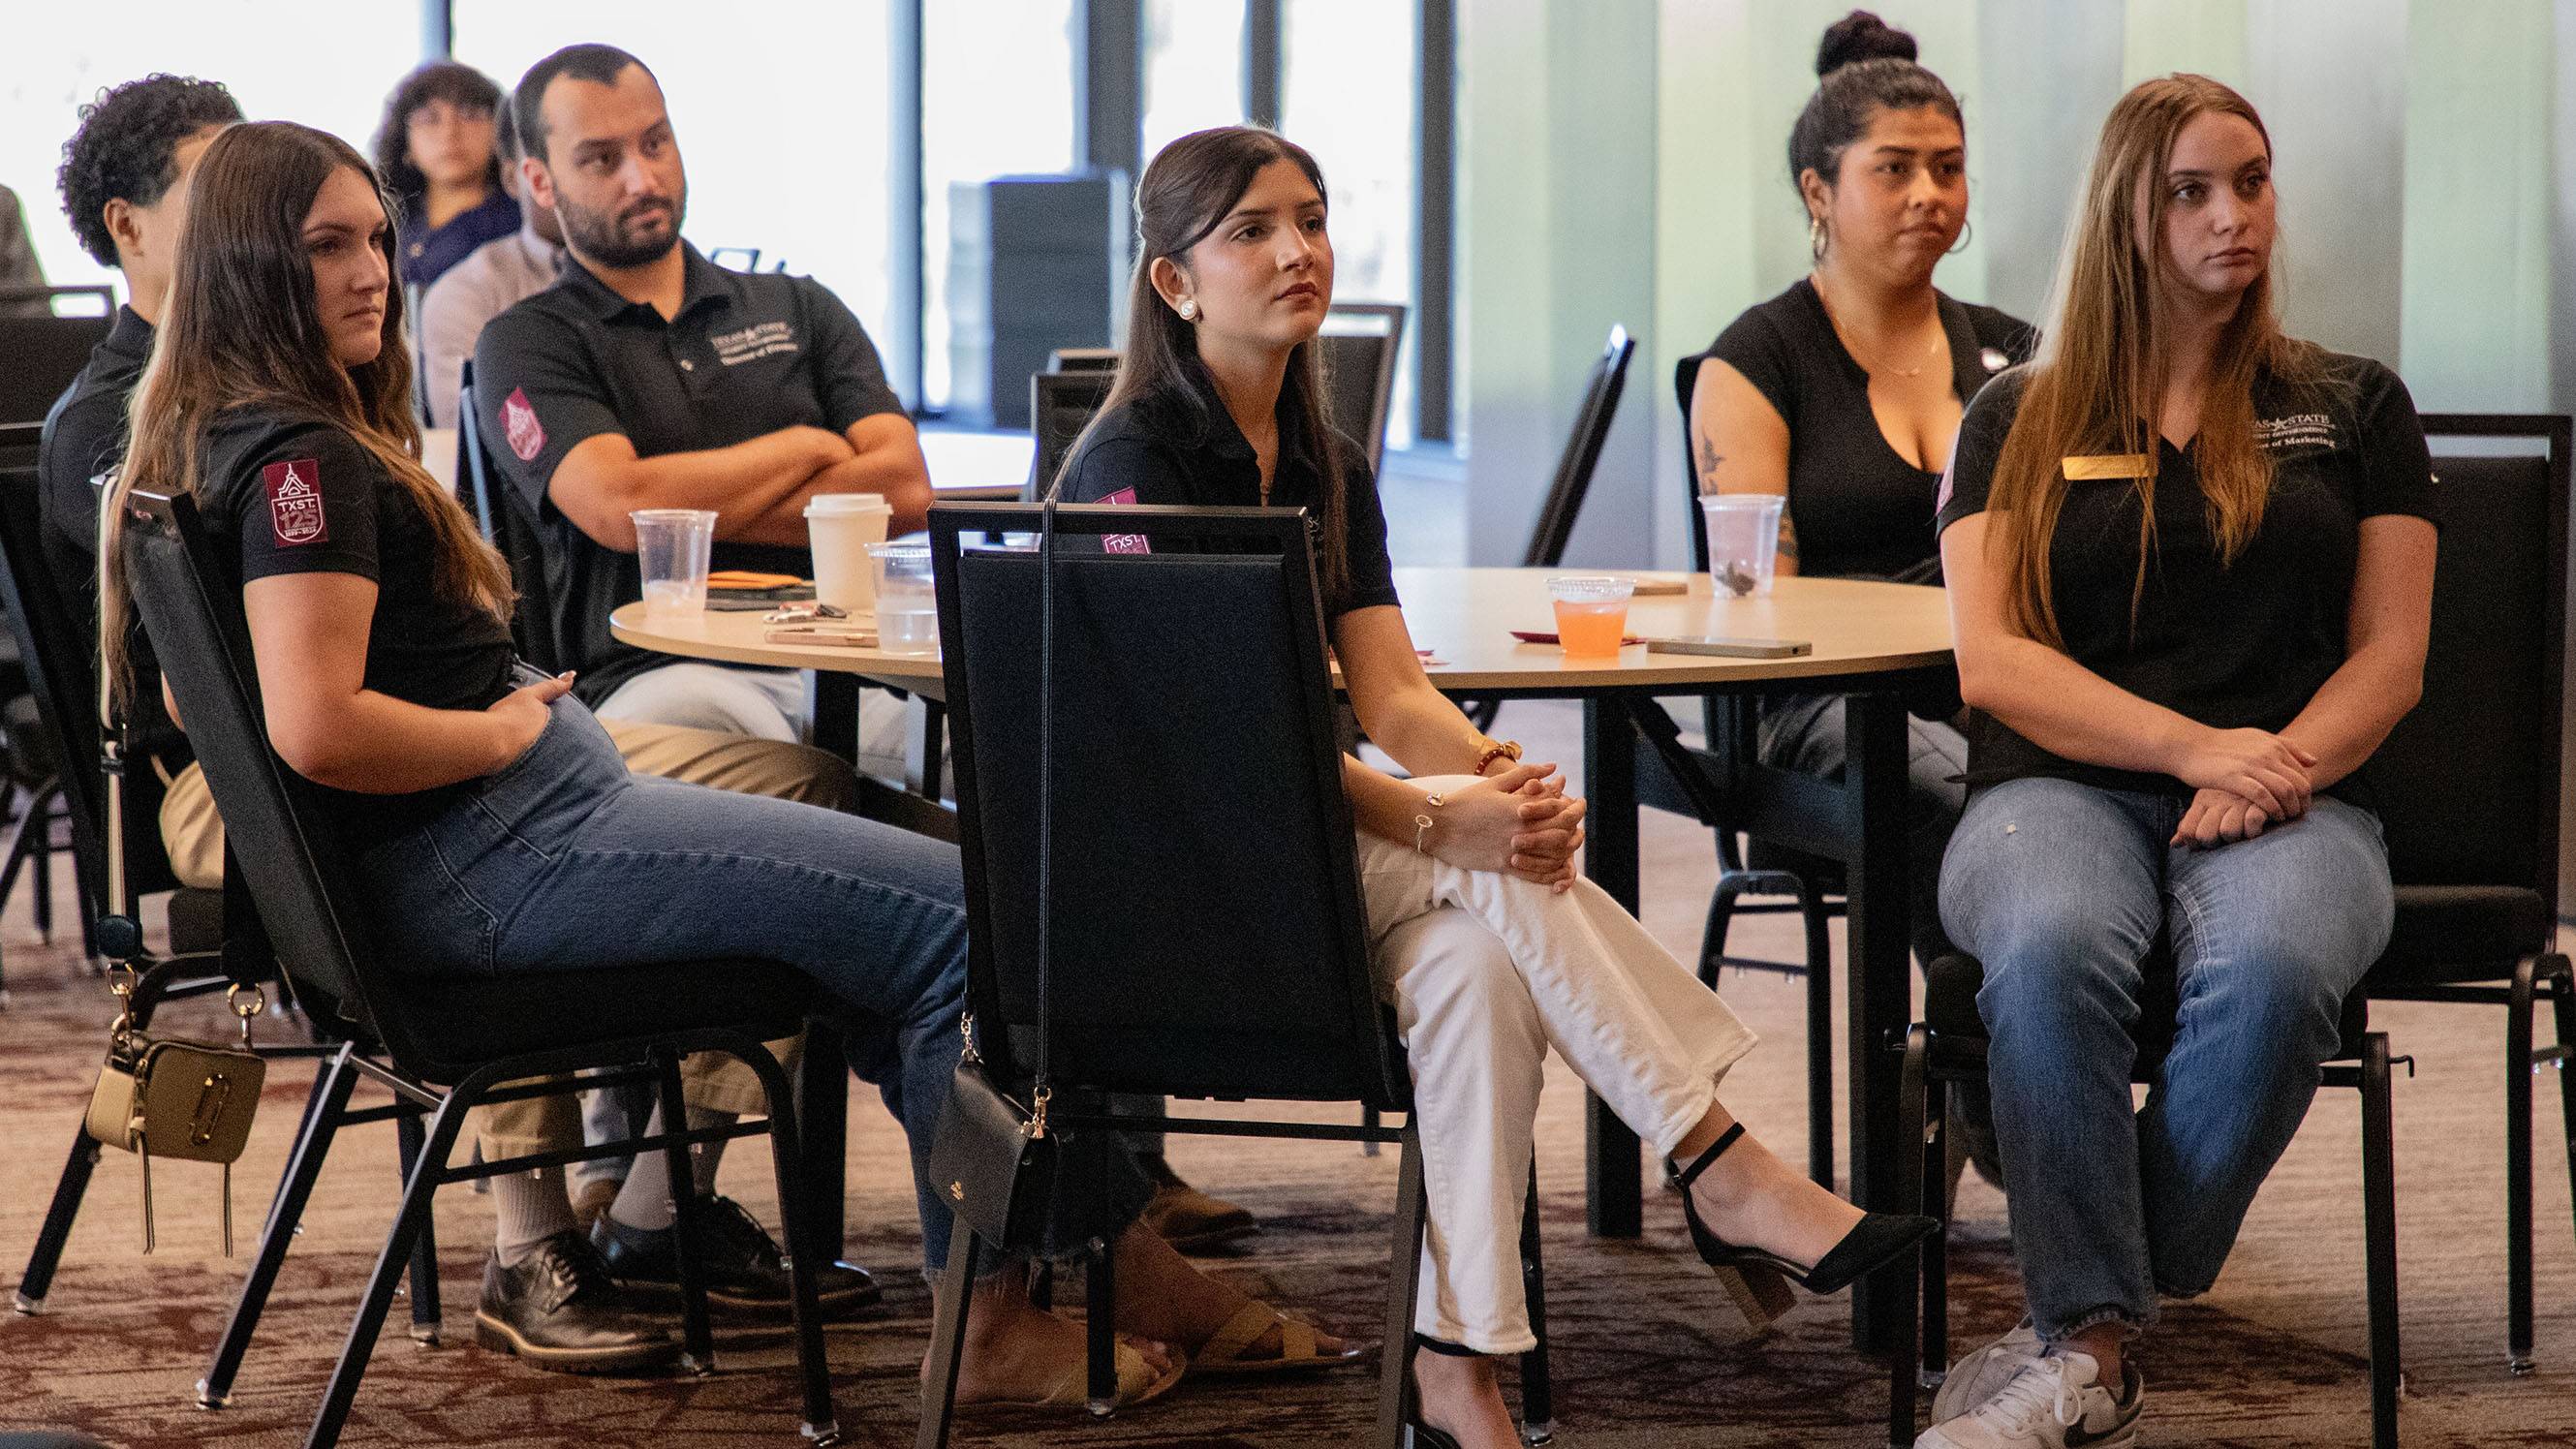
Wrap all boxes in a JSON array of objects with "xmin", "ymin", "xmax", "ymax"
[
  {"xmin": 104, "ymin": 119, "xmax": 1354, "ymax": 1416},
  {"xmin": 1687, "ymin": 10, "xmax": 2031, "ymax": 971},
  {"xmin": 1066, "ymin": 125, "xmax": 1935, "ymax": 1449},
  {"xmin": 1917, "ymin": 77, "xmax": 2436, "ymax": 1449}
]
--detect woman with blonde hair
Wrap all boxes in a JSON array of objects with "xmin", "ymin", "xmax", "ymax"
[{"xmin": 1918, "ymin": 76, "xmax": 2436, "ymax": 1449}]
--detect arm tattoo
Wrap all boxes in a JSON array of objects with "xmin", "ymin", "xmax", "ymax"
[
  {"xmin": 1693, "ymin": 434, "xmax": 1724, "ymax": 493},
  {"xmin": 1777, "ymin": 511, "xmax": 1799, "ymax": 561}
]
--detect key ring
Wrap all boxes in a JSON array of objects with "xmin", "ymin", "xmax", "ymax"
[
  {"xmin": 227, "ymin": 983, "xmax": 266, "ymax": 1047},
  {"xmin": 762, "ymin": 602, "xmax": 850, "ymax": 624}
]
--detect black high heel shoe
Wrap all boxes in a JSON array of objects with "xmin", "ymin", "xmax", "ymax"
[
  {"xmin": 1667, "ymin": 1123, "xmax": 1938, "ymax": 1328},
  {"xmin": 1404, "ymin": 1336, "xmax": 1473, "ymax": 1449}
]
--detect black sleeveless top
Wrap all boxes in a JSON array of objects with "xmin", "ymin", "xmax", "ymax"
[{"xmin": 1691, "ymin": 278, "xmax": 2032, "ymax": 583}]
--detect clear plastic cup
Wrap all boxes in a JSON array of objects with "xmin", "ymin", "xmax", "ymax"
[
  {"xmin": 632, "ymin": 509, "xmax": 717, "ymax": 619},
  {"xmin": 804, "ymin": 492, "xmax": 892, "ymax": 611},
  {"xmin": 867, "ymin": 540, "xmax": 939, "ymax": 655},
  {"xmin": 1699, "ymin": 494, "xmax": 1785, "ymax": 598},
  {"xmin": 1548, "ymin": 574, "xmax": 1634, "ymax": 658}
]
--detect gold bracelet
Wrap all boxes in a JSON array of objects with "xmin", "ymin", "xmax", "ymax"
[
  {"xmin": 1414, "ymin": 791, "xmax": 1445, "ymax": 853},
  {"xmin": 1472, "ymin": 739, "xmax": 1523, "ymax": 777}
]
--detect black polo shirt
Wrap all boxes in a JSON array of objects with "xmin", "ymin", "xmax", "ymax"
[
  {"xmin": 38, "ymin": 304, "xmax": 155, "ymax": 607},
  {"xmin": 1937, "ymin": 352, "xmax": 2438, "ymax": 805},
  {"xmin": 470, "ymin": 243, "xmax": 905, "ymax": 704},
  {"xmin": 1057, "ymin": 370, "xmax": 1399, "ymax": 621},
  {"xmin": 198, "ymin": 406, "xmax": 517, "ymax": 847}
]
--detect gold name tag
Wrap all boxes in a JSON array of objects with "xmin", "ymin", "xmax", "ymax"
[{"xmin": 2064, "ymin": 453, "xmax": 2154, "ymax": 480}]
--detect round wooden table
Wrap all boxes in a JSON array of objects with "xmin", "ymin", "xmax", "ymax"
[{"xmin": 613, "ymin": 567, "xmax": 1951, "ymax": 1351}]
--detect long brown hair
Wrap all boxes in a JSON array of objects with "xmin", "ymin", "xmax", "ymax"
[
  {"xmin": 1073, "ymin": 125, "xmax": 1350, "ymax": 604},
  {"xmin": 1987, "ymin": 75, "xmax": 2322, "ymax": 647},
  {"xmin": 105, "ymin": 121, "xmax": 512, "ymax": 695}
]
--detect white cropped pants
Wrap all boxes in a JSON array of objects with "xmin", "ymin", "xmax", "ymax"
[{"xmin": 1358, "ymin": 779, "xmax": 1758, "ymax": 1352}]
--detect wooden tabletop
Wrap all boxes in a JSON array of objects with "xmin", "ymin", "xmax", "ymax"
[{"xmin": 608, "ymin": 568, "xmax": 1953, "ymax": 693}]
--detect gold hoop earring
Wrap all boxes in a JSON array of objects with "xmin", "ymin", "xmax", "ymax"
[
  {"xmin": 1949, "ymin": 217, "xmax": 1973, "ymax": 256},
  {"xmin": 1809, "ymin": 216, "xmax": 1826, "ymax": 262},
  {"xmin": 1177, "ymin": 298, "xmax": 1198, "ymax": 322}
]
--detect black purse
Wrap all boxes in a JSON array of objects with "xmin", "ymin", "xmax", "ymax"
[{"xmin": 924, "ymin": 486, "xmax": 1119, "ymax": 1256}]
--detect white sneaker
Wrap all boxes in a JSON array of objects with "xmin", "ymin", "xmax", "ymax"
[
  {"xmin": 1913, "ymin": 1350, "xmax": 2143, "ymax": 1449},
  {"xmin": 1931, "ymin": 1317, "xmax": 2044, "ymax": 1424}
]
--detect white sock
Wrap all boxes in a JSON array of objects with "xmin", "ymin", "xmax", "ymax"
[
  {"xmin": 607, "ymin": 1104, "xmax": 735, "ymax": 1232},
  {"xmin": 492, "ymin": 1169, "xmax": 579, "ymax": 1267}
]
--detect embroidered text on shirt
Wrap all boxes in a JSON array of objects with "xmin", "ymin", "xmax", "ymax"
[
  {"xmin": 263, "ymin": 458, "xmax": 327, "ymax": 546},
  {"xmin": 711, "ymin": 321, "xmax": 800, "ymax": 366},
  {"xmin": 2255, "ymin": 413, "xmax": 2335, "ymax": 451}
]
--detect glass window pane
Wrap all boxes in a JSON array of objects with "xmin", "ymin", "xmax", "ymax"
[
  {"xmin": 922, "ymin": 0, "xmax": 1079, "ymax": 415},
  {"xmin": 1284, "ymin": 0, "xmax": 1417, "ymax": 448},
  {"xmin": 0, "ymin": 0, "xmax": 418, "ymax": 296},
  {"xmin": 452, "ymin": 3, "xmax": 896, "ymax": 387},
  {"xmin": 1141, "ymin": 0, "xmax": 1247, "ymax": 162}
]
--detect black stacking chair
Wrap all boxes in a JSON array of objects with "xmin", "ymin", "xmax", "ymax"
[
  {"xmin": 1885, "ymin": 427, "xmax": 2576, "ymax": 1449},
  {"xmin": 1, "ymin": 456, "xmax": 302, "ymax": 1319},
  {"xmin": 2360, "ymin": 414, "xmax": 2573, "ymax": 1377},
  {"xmin": 120, "ymin": 486, "xmax": 842, "ymax": 1449},
  {"xmin": 1025, "ymin": 370, "xmax": 1116, "ymax": 501},
  {"xmin": 1462, "ymin": 324, "xmax": 1637, "ymax": 735},
  {"xmin": 1045, "ymin": 346, "xmax": 1119, "ymax": 373},
  {"xmin": 1319, "ymin": 301, "xmax": 1407, "ymax": 475},
  {"xmin": 919, "ymin": 502, "xmax": 1556, "ymax": 1448},
  {"xmin": 0, "ymin": 292, "xmax": 113, "ymax": 427}
]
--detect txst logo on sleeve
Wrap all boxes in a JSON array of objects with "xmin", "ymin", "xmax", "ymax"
[
  {"xmin": 503, "ymin": 386, "xmax": 546, "ymax": 463},
  {"xmin": 263, "ymin": 458, "xmax": 326, "ymax": 546},
  {"xmin": 1100, "ymin": 487, "xmax": 1150, "ymax": 554}
]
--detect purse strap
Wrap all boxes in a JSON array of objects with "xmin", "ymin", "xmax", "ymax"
[{"xmin": 1030, "ymin": 479, "xmax": 1061, "ymax": 1133}]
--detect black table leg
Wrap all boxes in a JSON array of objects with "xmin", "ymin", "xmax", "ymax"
[
  {"xmin": 1583, "ymin": 696, "xmax": 1643, "ymax": 1238},
  {"xmin": 1842, "ymin": 691, "xmax": 1911, "ymax": 1353}
]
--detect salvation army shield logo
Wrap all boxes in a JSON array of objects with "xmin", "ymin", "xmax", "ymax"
[
  {"xmin": 503, "ymin": 386, "xmax": 546, "ymax": 463},
  {"xmin": 262, "ymin": 458, "xmax": 327, "ymax": 546}
]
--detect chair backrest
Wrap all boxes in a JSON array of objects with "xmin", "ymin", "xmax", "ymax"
[
  {"xmin": 117, "ymin": 487, "xmax": 390, "ymax": 1045},
  {"xmin": 1519, "ymin": 324, "xmax": 1636, "ymax": 569},
  {"xmin": 927, "ymin": 501, "xmax": 1409, "ymax": 1110},
  {"xmin": 0, "ymin": 463, "xmax": 186, "ymax": 919},
  {"xmin": 1026, "ymin": 369, "xmax": 1117, "ymax": 501},
  {"xmin": 456, "ymin": 357, "xmax": 564, "ymax": 671},
  {"xmin": 1046, "ymin": 347, "xmax": 1119, "ymax": 373},
  {"xmin": 2372, "ymin": 414, "xmax": 2570, "ymax": 909},
  {"xmin": 1673, "ymin": 352, "xmax": 1711, "ymax": 573},
  {"xmin": 1319, "ymin": 301, "xmax": 1407, "ymax": 475},
  {"xmin": 1, "ymin": 312, "xmax": 113, "ymax": 427}
]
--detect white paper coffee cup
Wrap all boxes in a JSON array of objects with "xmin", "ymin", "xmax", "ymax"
[{"xmin": 805, "ymin": 493, "xmax": 892, "ymax": 610}]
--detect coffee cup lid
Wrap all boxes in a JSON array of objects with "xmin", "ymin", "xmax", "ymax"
[{"xmin": 806, "ymin": 492, "xmax": 890, "ymax": 516}]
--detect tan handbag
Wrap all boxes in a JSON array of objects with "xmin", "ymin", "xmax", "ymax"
[{"xmin": 83, "ymin": 978, "xmax": 266, "ymax": 1252}]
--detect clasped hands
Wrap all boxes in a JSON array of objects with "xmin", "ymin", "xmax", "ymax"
[
  {"xmin": 1431, "ymin": 761, "xmax": 1589, "ymax": 892},
  {"xmin": 2172, "ymin": 727, "xmax": 2319, "ymax": 849}
]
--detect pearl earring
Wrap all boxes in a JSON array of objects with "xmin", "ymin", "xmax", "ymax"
[{"xmin": 1177, "ymin": 298, "xmax": 1197, "ymax": 321}]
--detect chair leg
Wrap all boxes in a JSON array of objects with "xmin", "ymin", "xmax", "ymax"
[
  {"xmin": 30, "ymin": 801, "xmax": 53, "ymax": 942},
  {"xmin": 201, "ymin": 1048, "xmax": 359, "ymax": 1409},
  {"xmin": 13, "ymin": 1126, "xmax": 106, "ymax": 1313},
  {"xmin": 303, "ymin": 1086, "xmax": 471, "ymax": 1449},
  {"xmin": 1921, "ymin": 1068, "xmax": 1950, "ymax": 1386},
  {"xmin": 1699, "ymin": 873, "xmax": 1748, "ymax": 987},
  {"xmin": 743, "ymin": 1031, "xmax": 839, "ymax": 1441},
  {"xmin": 1801, "ymin": 880, "xmax": 1835, "ymax": 1188},
  {"xmin": 915, "ymin": 1229, "xmax": 983, "ymax": 1449},
  {"xmin": 2360, "ymin": 1033, "xmax": 2402, "ymax": 1449},
  {"xmin": 2550, "ymin": 961, "xmax": 2576, "ymax": 1354},
  {"xmin": 1887, "ymin": 1027, "xmax": 1932, "ymax": 1448},
  {"xmin": 1378, "ymin": 1127, "xmax": 1428, "ymax": 1449},
  {"xmin": 392, "ymin": 1111, "xmax": 443, "ymax": 1344},
  {"xmin": 1085, "ymin": 1238, "xmax": 1117, "ymax": 1415},
  {"xmin": 1514, "ymin": 1163, "xmax": 1555, "ymax": 1446},
  {"xmin": 654, "ymin": 1048, "xmax": 717, "ymax": 1374},
  {"xmin": 2507, "ymin": 959, "xmax": 2537, "ymax": 1374},
  {"xmin": 1363, "ymin": 1104, "xmax": 1382, "ymax": 1156}
]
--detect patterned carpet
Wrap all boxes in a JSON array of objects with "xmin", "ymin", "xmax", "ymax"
[{"xmin": 3, "ymin": 702, "xmax": 2573, "ymax": 1447}]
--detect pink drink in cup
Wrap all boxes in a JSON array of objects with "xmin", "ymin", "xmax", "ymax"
[{"xmin": 1548, "ymin": 575, "xmax": 1634, "ymax": 657}]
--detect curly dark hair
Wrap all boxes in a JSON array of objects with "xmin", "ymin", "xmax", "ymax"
[
  {"xmin": 56, "ymin": 74, "xmax": 243, "ymax": 267},
  {"xmin": 371, "ymin": 60, "xmax": 504, "ymax": 202}
]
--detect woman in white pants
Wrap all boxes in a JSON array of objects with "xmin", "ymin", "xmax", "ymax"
[{"xmin": 1061, "ymin": 124, "xmax": 1938, "ymax": 1449}]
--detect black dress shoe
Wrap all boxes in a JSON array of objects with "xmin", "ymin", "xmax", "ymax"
[
  {"xmin": 473, "ymin": 1231, "xmax": 679, "ymax": 1374},
  {"xmin": 591, "ymin": 1194, "xmax": 882, "ymax": 1319}
]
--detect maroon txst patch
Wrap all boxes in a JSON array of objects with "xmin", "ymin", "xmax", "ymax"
[
  {"xmin": 503, "ymin": 386, "xmax": 545, "ymax": 463},
  {"xmin": 262, "ymin": 458, "xmax": 326, "ymax": 546}
]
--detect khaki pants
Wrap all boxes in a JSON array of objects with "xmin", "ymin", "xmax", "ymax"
[{"xmin": 159, "ymin": 718, "xmax": 857, "ymax": 1162}]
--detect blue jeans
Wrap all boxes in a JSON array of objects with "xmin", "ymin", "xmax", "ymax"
[
  {"xmin": 355, "ymin": 685, "xmax": 975, "ymax": 1267},
  {"xmin": 1938, "ymin": 778, "xmax": 2393, "ymax": 1342}
]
